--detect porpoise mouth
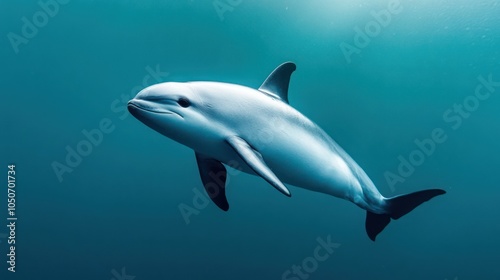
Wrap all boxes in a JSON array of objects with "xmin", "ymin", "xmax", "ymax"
[{"xmin": 127, "ymin": 100, "xmax": 182, "ymax": 118}]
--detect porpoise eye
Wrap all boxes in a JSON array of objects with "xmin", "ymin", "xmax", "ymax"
[{"xmin": 178, "ymin": 97, "xmax": 190, "ymax": 108}]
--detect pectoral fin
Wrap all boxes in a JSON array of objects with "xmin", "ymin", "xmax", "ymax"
[
  {"xmin": 195, "ymin": 152, "xmax": 229, "ymax": 211},
  {"xmin": 226, "ymin": 136, "xmax": 291, "ymax": 197}
]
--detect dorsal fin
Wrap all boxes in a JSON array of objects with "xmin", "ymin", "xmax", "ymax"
[{"xmin": 258, "ymin": 62, "xmax": 296, "ymax": 103}]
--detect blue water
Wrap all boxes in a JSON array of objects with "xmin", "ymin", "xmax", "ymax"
[{"xmin": 1, "ymin": 0, "xmax": 500, "ymax": 279}]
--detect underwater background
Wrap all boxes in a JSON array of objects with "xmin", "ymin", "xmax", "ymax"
[{"xmin": 1, "ymin": 0, "xmax": 500, "ymax": 279}]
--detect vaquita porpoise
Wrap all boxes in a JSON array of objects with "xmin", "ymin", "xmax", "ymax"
[{"xmin": 128, "ymin": 62, "xmax": 445, "ymax": 241}]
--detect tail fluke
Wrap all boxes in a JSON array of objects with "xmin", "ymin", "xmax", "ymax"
[
  {"xmin": 366, "ymin": 212, "xmax": 391, "ymax": 241},
  {"xmin": 365, "ymin": 189, "xmax": 446, "ymax": 241}
]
